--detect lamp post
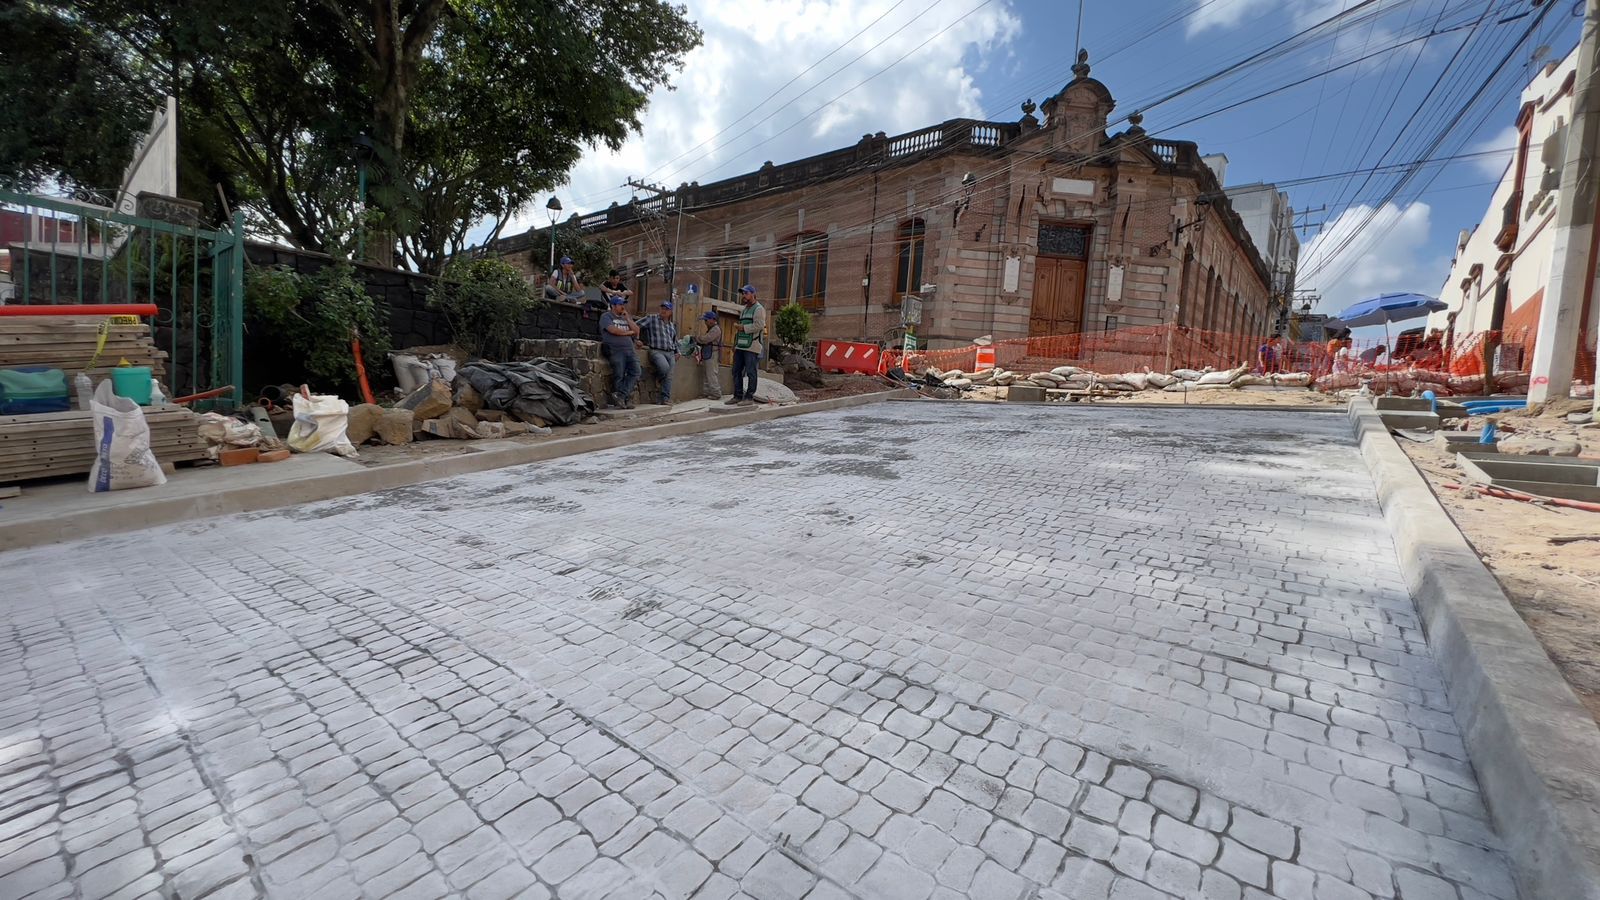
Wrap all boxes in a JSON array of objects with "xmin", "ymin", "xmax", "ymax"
[{"xmin": 546, "ymin": 196, "xmax": 563, "ymax": 271}]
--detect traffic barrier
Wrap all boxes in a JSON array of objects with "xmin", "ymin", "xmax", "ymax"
[
  {"xmin": 974, "ymin": 346, "xmax": 996, "ymax": 371},
  {"xmin": 817, "ymin": 340, "xmax": 881, "ymax": 374}
]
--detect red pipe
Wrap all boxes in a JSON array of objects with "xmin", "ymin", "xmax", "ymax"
[
  {"xmin": 352, "ymin": 337, "xmax": 376, "ymax": 405},
  {"xmin": 0, "ymin": 304, "xmax": 158, "ymax": 317},
  {"xmin": 171, "ymin": 385, "xmax": 235, "ymax": 406},
  {"xmin": 1444, "ymin": 481, "xmax": 1600, "ymax": 513}
]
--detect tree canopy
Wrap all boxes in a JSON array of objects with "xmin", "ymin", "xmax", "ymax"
[{"xmin": 0, "ymin": 0, "xmax": 701, "ymax": 273}]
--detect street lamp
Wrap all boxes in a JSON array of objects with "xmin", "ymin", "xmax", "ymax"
[{"xmin": 546, "ymin": 196, "xmax": 563, "ymax": 271}]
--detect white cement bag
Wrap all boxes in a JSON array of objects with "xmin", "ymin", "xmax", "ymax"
[
  {"xmin": 1146, "ymin": 372, "xmax": 1178, "ymax": 388},
  {"xmin": 1117, "ymin": 373, "xmax": 1150, "ymax": 391},
  {"xmin": 1197, "ymin": 365, "xmax": 1247, "ymax": 385},
  {"xmin": 1051, "ymin": 366, "xmax": 1084, "ymax": 377},
  {"xmin": 1172, "ymin": 368, "xmax": 1204, "ymax": 381},
  {"xmin": 287, "ymin": 389, "xmax": 358, "ymax": 456},
  {"xmin": 88, "ymin": 380, "xmax": 166, "ymax": 492}
]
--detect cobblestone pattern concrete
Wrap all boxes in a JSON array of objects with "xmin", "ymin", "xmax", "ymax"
[{"xmin": 0, "ymin": 405, "xmax": 1516, "ymax": 899}]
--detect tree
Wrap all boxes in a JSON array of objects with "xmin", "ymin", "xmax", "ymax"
[
  {"xmin": 1, "ymin": 0, "xmax": 701, "ymax": 273},
  {"xmin": 773, "ymin": 302, "xmax": 813, "ymax": 350}
]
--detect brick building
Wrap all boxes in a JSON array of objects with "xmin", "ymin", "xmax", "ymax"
[{"xmin": 494, "ymin": 54, "xmax": 1276, "ymax": 351}]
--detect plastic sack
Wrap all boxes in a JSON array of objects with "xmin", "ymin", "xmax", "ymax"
[
  {"xmin": 287, "ymin": 388, "xmax": 358, "ymax": 456},
  {"xmin": 87, "ymin": 380, "xmax": 166, "ymax": 492}
]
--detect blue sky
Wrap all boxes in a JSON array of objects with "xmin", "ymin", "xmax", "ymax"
[{"xmin": 528, "ymin": 0, "xmax": 1583, "ymax": 322}]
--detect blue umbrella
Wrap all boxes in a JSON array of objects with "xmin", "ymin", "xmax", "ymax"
[{"xmin": 1331, "ymin": 292, "xmax": 1446, "ymax": 328}]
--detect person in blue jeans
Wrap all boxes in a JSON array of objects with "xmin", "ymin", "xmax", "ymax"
[
  {"xmin": 634, "ymin": 300, "xmax": 678, "ymax": 406},
  {"xmin": 728, "ymin": 284, "xmax": 767, "ymax": 406},
  {"xmin": 599, "ymin": 296, "xmax": 642, "ymax": 408}
]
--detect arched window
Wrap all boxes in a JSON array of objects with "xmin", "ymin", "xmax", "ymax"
[
  {"xmin": 709, "ymin": 246, "xmax": 749, "ymax": 303},
  {"xmin": 777, "ymin": 232, "xmax": 828, "ymax": 311},
  {"xmin": 894, "ymin": 219, "xmax": 926, "ymax": 301}
]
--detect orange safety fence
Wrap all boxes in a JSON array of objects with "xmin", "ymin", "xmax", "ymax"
[{"xmin": 907, "ymin": 323, "xmax": 1596, "ymax": 394}]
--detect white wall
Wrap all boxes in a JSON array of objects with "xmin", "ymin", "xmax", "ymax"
[{"xmin": 1435, "ymin": 51, "xmax": 1578, "ymax": 335}]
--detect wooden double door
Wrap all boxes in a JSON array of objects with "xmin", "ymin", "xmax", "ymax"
[{"xmin": 1029, "ymin": 223, "xmax": 1089, "ymax": 337}]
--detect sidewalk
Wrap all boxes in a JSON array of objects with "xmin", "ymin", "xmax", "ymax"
[{"xmin": 0, "ymin": 390, "xmax": 907, "ymax": 552}]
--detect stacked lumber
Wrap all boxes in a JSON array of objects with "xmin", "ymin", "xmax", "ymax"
[
  {"xmin": 0, "ymin": 406, "xmax": 207, "ymax": 484},
  {"xmin": 0, "ymin": 317, "xmax": 168, "ymax": 392}
]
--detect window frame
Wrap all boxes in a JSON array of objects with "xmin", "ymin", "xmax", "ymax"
[
  {"xmin": 776, "ymin": 231, "xmax": 829, "ymax": 312},
  {"xmin": 893, "ymin": 219, "xmax": 927, "ymax": 302},
  {"xmin": 709, "ymin": 246, "xmax": 750, "ymax": 304}
]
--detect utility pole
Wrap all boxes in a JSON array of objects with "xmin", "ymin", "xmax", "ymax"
[
  {"xmin": 626, "ymin": 178, "xmax": 687, "ymax": 323},
  {"xmin": 1528, "ymin": 0, "xmax": 1600, "ymax": 408}
]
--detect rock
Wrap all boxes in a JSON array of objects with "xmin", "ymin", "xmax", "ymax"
[
  {"xmin": 753, "ymin": 377, "xmax": 798, "ymax": 405},
  {"xmin": 1500, "ymin": 435, "xmax": 1583, "ymax": 457},
  {"xmin": 779, "ymin": 350, "xmax": 825, "ymax": 387},
  {"xmin": 374, "ymin": 408, "xmax": 413, "ymax": 445},
  {"xmin": 453, "ymin": 377, "xmax": 484, "ymax": 412},
  {"xmin": 346, "ymin": 403, "xmax": 385, "ymax": 444},
  {"xmin": 1569, "ymin": 412, "xmax": 1594, "ymax": 425},
  {"xmin": 475, "ymin": 409, "xmax": 506, "ymax": 422},
  {"xmin": 445, "ymin": 407, "xmax": 481, "ymax": 438},
  {"xmin": 398, "ymin": 378, "xmax": 452, "ymax": 421}
]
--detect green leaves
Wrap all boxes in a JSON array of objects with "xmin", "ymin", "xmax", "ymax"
[
  {"xmin": 3, "ymin": 0, "xmax": 701, "ymax": 274},
  {"xmin": 431, "ymin": 257, "xmax": 537, "ymax": 360},
  {"xmin": 774, "ymin": 302, "xmax": 813, "ymax": 350}
]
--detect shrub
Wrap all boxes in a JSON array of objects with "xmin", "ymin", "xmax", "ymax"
[
  {"xmin": 245, "ymin": 263, "xmax": 391, "ymax": 387},
  {"xmin": 773, "ymin": 301, "xmax": 812, "ymax": 351},
  {"xmin": 432, "ymin": 258, "xmax": 538, "ymax": 359}
]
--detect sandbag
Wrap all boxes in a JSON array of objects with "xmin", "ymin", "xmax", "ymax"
[
  {"xmin": 287, "ymin": 389, "xmax": 358, "ymax": 456},
  {"xmin": 1146, "ymin": 373, "xmax": 1178, "ymax": 388},
  {"xmin": 1197, "ymin": 365, "xmax": 1247, "ymax": 385},
  {"xmin": 1116, "ymin": 373, "xmax": 1150, "ymax": 391},
  {"xmin": 1172, "ymin": 368, "xmax": 1204, "ymax": 382},
  {"xmin": 1050, "ymin": 366, "xmax": 1083, "ymax": 377},
  {"xmin": 87, "ymin": 380, "xmax": 166, "ymax": 492}
]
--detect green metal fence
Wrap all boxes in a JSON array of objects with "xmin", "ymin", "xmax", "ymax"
[{"xmin": 1, "ymin": 189, "xmax": 244, "ymax": 406}]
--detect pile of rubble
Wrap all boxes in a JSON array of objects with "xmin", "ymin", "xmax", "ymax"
[
  {"xmin": 927, "ymin": 363, "xmax": 1312, "ymax": 395},
  {"xmin": 342, "ymin": 357, "xmax": 594, "ymax": 447}
]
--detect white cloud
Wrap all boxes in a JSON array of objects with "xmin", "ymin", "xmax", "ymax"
[
  {"xmin": 505, "ymin": 0, "xmax": 1021, "ymax": 234},
  {"xmin": 1299, "ymin": 201, "xmax": 1447, "ymax": 313},
  {"xmin": 1187, "ymin": 0, "xmax": 1389, "ymax": 51},
  {"xmin": 1186, "ymin": 0, "xmax": 1280, "ymax": 36},
  {"xmin": 1469, "ymin": 125, "xmax": 1517, "ymax": 179}
]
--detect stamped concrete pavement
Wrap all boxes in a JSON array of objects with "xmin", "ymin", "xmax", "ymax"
[{"xmin": 0, "ymin": 404, "xmax": 1517, "ymax": 899}]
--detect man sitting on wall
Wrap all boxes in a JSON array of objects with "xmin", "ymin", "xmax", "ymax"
[{"xmin": 545, "ymin": 256, "xmax": 586, "ymax": 303}]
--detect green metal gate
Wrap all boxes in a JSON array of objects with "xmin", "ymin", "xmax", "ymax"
[{"xmin": 1, "ymin": 189, "xmax": 244, "ymax": 406}]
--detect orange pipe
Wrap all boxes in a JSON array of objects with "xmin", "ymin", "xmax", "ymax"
[
  {"xmin": 171, "ymin": 385, "xmax": 235, "ymax": 406},
  {"xmin": 1445, "ymin": 482, "xmax": 1600, "ymax": 513},
  {"xmin": 0, "ymin": 303, "xmax": 157, "ymax": 317},
  {"xmin": 352, "ymin": 337, "xmax": 376, "ymax": 405}
]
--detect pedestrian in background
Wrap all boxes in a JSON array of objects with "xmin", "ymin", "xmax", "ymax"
[
  {"xmin": 599, "ymin": 296, "xmax": 642, "ymax": 408},
  {"xmin": 1256, "ymin": 334, "xmax": 1284, "ymax": 373},
  {"xmin": 636, "ymin": 300, "xmax": 678, "ymax": 407},
  {"xmin": 695, "ymin": 311, "xmax": 723, "ymax": 400},
  {"xmin": 728, "ymin": 285, "xmax": 766, "ymax": 406}
]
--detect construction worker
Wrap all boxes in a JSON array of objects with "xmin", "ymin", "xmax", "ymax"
[{"xmin": 728, "ymin": 285, "xmax": 766, "ymax": 406}]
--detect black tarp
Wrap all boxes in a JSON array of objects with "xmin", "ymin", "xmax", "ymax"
[{"xmin": 458, "ymin": 360, "xmax": 595, "ymax": 426}]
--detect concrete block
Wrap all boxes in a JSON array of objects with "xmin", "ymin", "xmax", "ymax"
[
  {"xmin": 1005, "ymin": 385, "xmax": 1045, "ymax": 403},
  {"xmin": 1378, "ymin": 411, "xmax": 1439, "ymax": 431}
]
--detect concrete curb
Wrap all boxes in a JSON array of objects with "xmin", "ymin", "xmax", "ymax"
[
  {"xmin": 1347, "ymin": 396, "xmax": 1600, "ymax": 900},
  {"xmin": 1, "ymin": 389, "xmax": 910, "ymax": 553}
]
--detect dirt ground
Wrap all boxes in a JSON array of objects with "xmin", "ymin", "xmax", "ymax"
[
  {"xmin": 1400, "ymin": 409, "xmax": 1600, "ymax": 722},
  {"xmin": 949, "ymin": 384, "xmax": 1344, "ymax": 407}
]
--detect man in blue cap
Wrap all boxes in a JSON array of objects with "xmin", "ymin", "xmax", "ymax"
[
  {"xmin": 599, "ymin": 295, "xmax": 641, "ymax": 408},
  {"xmin": 634, "ymin": 299, "xmax": 678, "ymax": 406},
  {"xmin": 545, "ymin": 256, "xmax": 585, "ymax": 303},
  {"xmin": 729, "ymin": 284, "xmax": 766, "ymax": 406},
  {"xmin": 694, "ymin": 310, "xmax": 723, "ymax": 399}
]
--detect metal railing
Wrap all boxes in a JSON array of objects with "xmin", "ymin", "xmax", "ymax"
[{"xmin": 0, "ymin": 189, "xmax": 245, "ymax": 405}]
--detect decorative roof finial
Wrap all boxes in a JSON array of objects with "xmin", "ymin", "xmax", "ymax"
[
  {"xmin": 1019, "ymin": 98, "xmax": 1039, "ymax": 129},
  {"xmin": 1127, "ymin": 109, "xmax": 1144, "ymax": 135},
  {"xmin": 1072, "ymin": 49, "xmax": 1090, "ymax": 80}
]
